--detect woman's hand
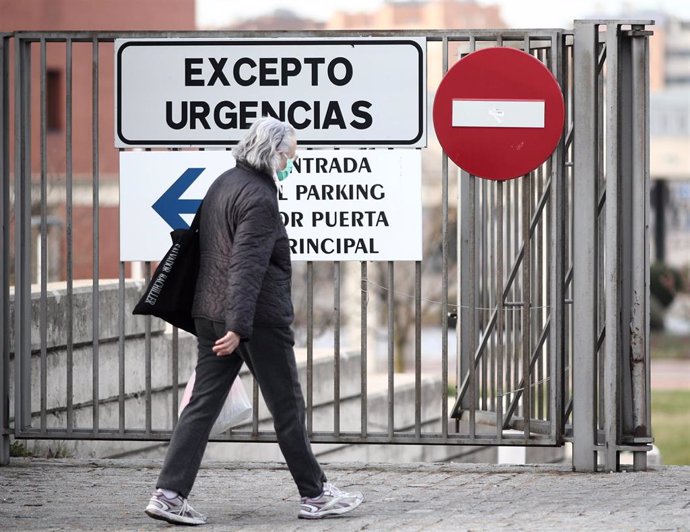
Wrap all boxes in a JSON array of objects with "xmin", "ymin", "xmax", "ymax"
[{"xmin": 213, "ymin": 330, "xmax": 240, "ymax": 356}]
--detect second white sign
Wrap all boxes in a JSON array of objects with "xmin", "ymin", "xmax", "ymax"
[{"xmin": 119, "ymin": 149, "xmax": 422, "ymax": 262}]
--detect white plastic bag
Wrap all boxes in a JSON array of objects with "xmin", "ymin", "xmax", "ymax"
[{"xmin": 179, "ymin": 371, "xmax": 253, "ymax": 435}]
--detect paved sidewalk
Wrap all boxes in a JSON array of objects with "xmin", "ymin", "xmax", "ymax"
[{"xmin": 0, "ymin": 459, "xmax": 689, "ymax": 531}]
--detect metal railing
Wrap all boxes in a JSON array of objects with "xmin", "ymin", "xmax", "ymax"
[{"xmin": 0, "ymin": 24, "xmax": 653, "ymax": 471}]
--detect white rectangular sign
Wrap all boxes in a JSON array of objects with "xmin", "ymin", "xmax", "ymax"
[
  {"xmin": 115, "ymin": 38, "xmax": 426, "ymax": 148},
  {"xmin": 119, "ymin": 150, "xmax": 422, "ymax": 262},
  {"xmin": 279, "ymin": 149, "xmax": 422, "ymax": 261},
  {"xmin": 452, "ymin": 99, "xmax": 545, "ymax": 128}
]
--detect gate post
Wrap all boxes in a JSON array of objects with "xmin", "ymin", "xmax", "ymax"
[
  {"xmin": 0, "ymin": 33, "xmax": 10, "ymax": 466},
  {"xmin": 572, "ymin": 20, "xmax": 599, "ymax": 472},
  {"xmin": 573, "ymin": 20, "xmax": 653, "ymax": 472},
  {"xmin": 621, "ymin": 24, "xmax": 653, "ymax": 471},
  {"xmin": 603, "ymin": 22, "xmax": 622, "ymax": 473}
]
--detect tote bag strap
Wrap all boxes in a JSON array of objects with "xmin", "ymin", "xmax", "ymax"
[{"xmin": 190, "ymin": 201, "xmax": 203, "ymax": 232}]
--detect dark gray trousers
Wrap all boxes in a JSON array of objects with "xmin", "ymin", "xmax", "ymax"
[{"xmin": 156, "ymin": 318, "xmax": 326, "ymax": 499}]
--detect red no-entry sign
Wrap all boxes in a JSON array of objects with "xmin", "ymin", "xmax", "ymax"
[{"xmin": 433, "ymin": 47, "xmax": 565, "ymax": 181}]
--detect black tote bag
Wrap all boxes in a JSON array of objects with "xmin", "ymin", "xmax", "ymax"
[{"xmin": 132, "ymin": 204, "xmax": 202, "ymax": 335}]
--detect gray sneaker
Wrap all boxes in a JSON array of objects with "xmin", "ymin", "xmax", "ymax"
[
  {"xmin": 145, "ymin": 489, "xmax": 207, "ymax": 526},
  {"xmin": 299, "ymin": 482, "xmax": 364, "ymax": 519}
]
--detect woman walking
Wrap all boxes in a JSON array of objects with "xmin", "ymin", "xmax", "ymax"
[{"xmin": 145, "ymin": 117, "xmax": 363, "ymax": 525}]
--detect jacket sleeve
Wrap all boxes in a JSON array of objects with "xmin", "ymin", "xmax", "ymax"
[{"xmin": 223, "ymin": 191, "xmax": 278, "ymax": 339}]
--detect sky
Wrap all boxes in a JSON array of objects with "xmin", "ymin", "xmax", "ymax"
[{"xmin": 196, "ymin": 0, "xmax": 690, "ymax": 29}]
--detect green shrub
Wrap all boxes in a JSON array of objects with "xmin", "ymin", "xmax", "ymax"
[{"xmin": 650, "ymin": 262, "xmax": 683, "ymax": 308}]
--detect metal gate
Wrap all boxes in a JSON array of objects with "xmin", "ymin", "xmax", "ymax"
[{"xmin": 1, "ymin": 22, "xmax": 654, "ymax": 471}]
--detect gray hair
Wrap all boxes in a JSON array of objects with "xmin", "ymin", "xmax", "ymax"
[{"xmin": 232, "ymin": 117, "xmax": 296, "ymax": 175}]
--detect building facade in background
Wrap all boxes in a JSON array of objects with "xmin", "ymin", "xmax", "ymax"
[
  {"xmin": 654, "ymin": 15, "xmax": 690, "ymax": 88},
  {"xmin": 646, "ymin": 13, "xmax": 690, "ymax": 264},
  {"xmin": 1, "ymin": 0, "xmax": 195, "ymax": 280},
  {"xmin": 327, "ymin": 0, "xmax": 504, "ymax": 30}
]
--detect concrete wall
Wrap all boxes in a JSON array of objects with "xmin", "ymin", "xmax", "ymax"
[{"xmin": 8, "ymin": 280, "xmax": 563, "ymax": 465}]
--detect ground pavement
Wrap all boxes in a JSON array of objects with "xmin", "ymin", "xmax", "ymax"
[{"xmin": 0, "ymin": 458, "xmax": 688, "ymax": 531}]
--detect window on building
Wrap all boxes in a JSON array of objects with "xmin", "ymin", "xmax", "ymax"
[{"xmin": 47, "ymin": 69, "xmax": 62, "ymax": 131}]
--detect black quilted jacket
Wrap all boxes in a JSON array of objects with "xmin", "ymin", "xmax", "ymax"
[{"xmin": 191, "ymin": 162, "xmax": 293, "ymax": 339}]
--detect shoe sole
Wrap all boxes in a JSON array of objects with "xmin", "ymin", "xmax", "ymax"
[
  {"xmin": 298, "ymin": 497, "xmax": 363, "ymax": 519},
  {"xmin": 145, "ymin": 507, "xmax": 206, "ymax": 526}
]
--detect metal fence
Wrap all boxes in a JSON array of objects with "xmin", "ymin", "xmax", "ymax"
[{"xmin": 1, "ymin": 23, "xmax": 654, "ymax": 471}]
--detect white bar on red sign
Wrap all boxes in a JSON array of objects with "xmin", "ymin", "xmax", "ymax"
[{"xmin": 452, "ymin": 99, "xmax": 545, "ymax": 128}]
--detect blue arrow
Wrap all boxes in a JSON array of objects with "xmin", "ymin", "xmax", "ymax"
[{"xmin": 152, "ymin": 167, "xmax": 204, "ymax": 230}]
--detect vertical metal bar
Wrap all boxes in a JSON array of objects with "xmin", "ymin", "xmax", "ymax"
[
  {"xmin": 468, "ymin": 35, "xmax": 478, "ymax": 438},
  {"xmin": 620, "ymin": 25, "xmax": 651, "ymax": 471},
  {"xmin": 441, "ymin": 37, "xmax": 449, "ymax": 436},
  {"xmin": 542, "ymin": 47, "xmax": 550, "ymax": 425},
  {"xmin": 535, "ymin": 47, "xmax": 545, "ymax": 422},
  {"xmin": 414, "ymin": 260, "xmax": 422, "ymax": 437},
  {"xmin": 514, "ymin": 178, "xmax": 521, "ymax": 402},
  {"xmin": 456, "ymin": 37, "xmax": 477, "ymax": 438},
  {"xmin": 545, "ymin": 49, "xmax": 553, "ymax": 425},
  {"xmin": 91, "ymin": 38, "xmax": 100, "ymax": 433},
  {"xmin": 481, "ymin": 177, "xmax": 488, "ymax": 410},
  {"xmin": 457, "ymin": 45, "xmax": 471, "ymax": 419},
  {"xmin": 539, "ymin": 173, "xmax": 546, "ymax": 420},
  {"xmin": 549, "ymin": 31, "xmax": 566, "ymax": 443},
  {"xmin": 306, "ymin": 261, "xmax": 313, "ymax": 435},
  {"xmin": 15, "ymin": 37, "xmax": 32, "ymax": 432},
  {"xmin": 333, "ymin": 261, "xmax": 341, "ymax": 437},
  {"xmin": 596, "ymin": 38, "xmax": 606, "ymax": 435},
  {"xmin": 572, "ymin": 21, "xmax": 599, "ymax": 472},
  {"xmin": 496, "ymin": 181, "xmax": 504, "ymax": 441},
  {"xmin": 561, "ymin": 38, "xmax": 569, "ymax": 434},
  {"xmin": 565, "ymin": 36, "xmax": 575, "ymax": 436},
  {"xmin": 459, "ymin": 167, "xmax": 472, "ymax": 416},
  {"xmin": 521, "ymin": 175, "xmax": 532, "ymax": 440},
  {"xmin": 619, "ymin": 29, "xmax": 639, "ymax": 454},
  {"xmin": 495, "ymin": 31, "xmax": 506, "ymax": 435},
  {"xmin": 477, "ymin": 182, "xmax": 484, "ymax": 415},
  {"xmin": 0, "ymin": 33, "xmax": 10, "ymax": 464},
  {"xmin": 65, "ymin": 38, "xmax": 74, "ymax": 434},
  {"xmin": 477, "ymin": 180, "xmax": 484, "ymax": 411},
  {"xmin": 387, "ymin": 261, "xmax": 394, "ymax": 439},
  {"xmin": 630, "ymin": 28, "xmax": 652, "ymax": 467},
  {"xmin": 172, "ymin": 326, "xmax": 179, "ymax": 429},
  {"xmin": 523, "ymin": 32, "xmax": 534, "ymax": 433},
  {"xmin": 360, "ymin": 261, "xmax": 368, "ymax": 437},
  {"xmin": 530, "ymin": 176, "xmax": 537, "ymax": 424},
  {"xmin": 606, "ymin": 27, "xmax": 632, "ymax": 454},
  {"xmin": 118, "ymin": 263, "xmax": 125, "ymax": 433},
  {"xmin": 144, "ymin": 263, "xmax": 152, "ymax": 434},
  {"xmin": 533, "ymin": 186, "xmax": 538, "ymax": 421},
  {"xmin": 492, "ymin": 36, "xmax": 502, "ymax": 414},
  {"xmin": 505, "ymin": 178, "xmax": 513, "ymax": 418},
  {"xmin": 545, "ymin": 167, "xmax": 551, "ymax": 424},
  {"xmin": 447, "ymin": 36, "xmax": 461, "ymax": 437},
  {"xmin": 488, "ymin": 180, "xmax": 495, "ymax": 414},
  {"xmin": 603, "ymin": 23, "xmax": 621, "ymax": 472},
  {"xmin": 39, "ymin": 38, "xmax": 48, "ymax": 433},
  {"xmin": 469, "ymin": 172, "xmax": 477, "ymax": 437},
  {"xmin": 251, "ymin": 376, "xmax": 259, "ymax": 436}
]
